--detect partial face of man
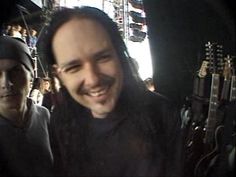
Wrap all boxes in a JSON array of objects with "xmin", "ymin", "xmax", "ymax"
[
  {"xmin": 0, "ymin": 59, "xmax": 31, "ymax": 113},
  {"xmin": 52, "ymin": 18, "xmax": 124, "ymax": 118}
]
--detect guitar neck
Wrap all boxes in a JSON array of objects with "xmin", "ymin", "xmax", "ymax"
[
  {"xmin": 230, "ymin": 75, "xmax": 236, "ymax": 101},
  {"xmin": 221, "ymin": 79, "xmax": 231, "ymax": 101},
  {"xmin": 204, "ymin": 73, "xmax": 220, "ymax": 144}
]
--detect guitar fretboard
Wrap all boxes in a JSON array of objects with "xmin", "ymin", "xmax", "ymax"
[
  {"xmin": 230, "ymin": 75, "xmax": 236, "ymax": 101},
  {"xmin": 204, "ymin": 73, "xmax": 220, "ymax": 144}
]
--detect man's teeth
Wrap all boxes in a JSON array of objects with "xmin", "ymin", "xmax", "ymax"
[{"xmin": 89, "ymin": 89, "xmax": 107, "ymax": 97}]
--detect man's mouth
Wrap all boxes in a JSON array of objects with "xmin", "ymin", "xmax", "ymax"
[
  {"xmin": 80, "ymin": 76, "xmax": 115, "ymax": 99},
  {"xmin": 86, "ymin": 87, "xmax": 109, "ymax": 97}
]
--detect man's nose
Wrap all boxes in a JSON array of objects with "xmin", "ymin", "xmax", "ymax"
[
  {"xmin": 84, "ymin": 64, "xmax": 100, "ymax": 87},
  {"xmin": 0, "ymin": 72, "xmax": 13, "ymax": 90}
]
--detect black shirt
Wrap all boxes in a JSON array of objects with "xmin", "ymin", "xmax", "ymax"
[{"xmin": 50, "ymin": 91, "xmax": 183, "ymax": 177}]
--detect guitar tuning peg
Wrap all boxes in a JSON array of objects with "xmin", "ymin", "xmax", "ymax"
[
  {"xmin": 212, "ymin": 42, "xmax": 217, "ymax": 46},
  {"xmin": 226, "ymin": 54, "xmax": 231, "ymax": 58},
  {"xmin": 205, "ymin": 42, "xmax": 210, "ymax": 46},
  {"xmin": 205, "ymin": 41, "xmax": 213, "ymax": 47}
]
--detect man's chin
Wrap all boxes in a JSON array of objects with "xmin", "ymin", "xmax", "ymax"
[
  {"xmin": 2, "ymin": 97, "xmax": 22, "ymax": 107},
  {"xmin": 91, "ymin": 104, "xmax": 113, "ymax": 118}
]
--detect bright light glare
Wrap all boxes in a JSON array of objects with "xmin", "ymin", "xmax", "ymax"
[
  {"xmin": 127, "ymin": 38, "xmax": 153, "ymax": 80},
  {"xmin": 62, "ymin": 0, "xmax": 103, "ymax": 8}
]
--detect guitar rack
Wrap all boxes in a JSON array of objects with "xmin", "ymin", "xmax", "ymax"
[{"xmin": 182, "ymin": 42, "xmax": 236, "ymax": 177}]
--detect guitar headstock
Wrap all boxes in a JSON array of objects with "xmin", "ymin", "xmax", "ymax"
[
  {"xmin": 198, "ymin": 60, "xmax": 209, "ymax": 78},
  {"xmin": 205, "ymin": 42, "xmax": 224, "ymax": 75}
]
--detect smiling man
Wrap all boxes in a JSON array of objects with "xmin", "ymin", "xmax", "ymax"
[
  {"xmin": 52, "ymin": 17, "xmax": 123, "ymax": 119},
  {"xmin": 40, "ymin": 6, "xmax": 183, "ymax": 177},
  {"xmin": 0, "ymin": 36, "xmax": 53, "ymax": 177}
]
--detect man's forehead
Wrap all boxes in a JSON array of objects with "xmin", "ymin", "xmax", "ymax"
[{"xmin": 0, "ymin": 58, "xmax": 21, "ymax": 70}]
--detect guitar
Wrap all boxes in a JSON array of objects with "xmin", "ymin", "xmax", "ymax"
[
  {"xmin": 198, "ymin": 61, "xmax": 209, "ymax": 78},
  {"xmin": 204, "ymin": 42, "xmax": 222, "ymax": 145},
  {"xmin": 194, "ymin": 125, "xmax": 224, "ymax": 177},
  {"xmin": 229, "ymin": 55, "xmax": 236, "ymax": 101},
  {"xmin": 221, "ymin": 55, "xmax": 233, "ymax": 102},
  {"xmin": 194, "ymin": 42, "xmax": 224, "ymax": 177},
  {"xmin": 192, "ymin": 60, "xmax": 209, "ymax": 98},
  {"xmin": 195, "ymin": 119, "xmax": 236, "ymax": 177},
  {"xmin": 230, "ymin": 75, "xmax": 236, "ymax": 101},
  {"xmin": 184, "ymin": 44, "xmax": 212, "ymax": 177},
  {"xmin": 194, "ymin": 125, "xmax": 236, "ymax": 177}
]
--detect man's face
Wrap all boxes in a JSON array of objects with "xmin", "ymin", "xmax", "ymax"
[
  {"xmin": 52, "ymin": 18, "xmax": 124, "ymax": 118},
  {"xmin": 43, "ymin": 80, "xmax": 50, "ymax": 91},
  {"xmin": 0, "ymin": 59, "xmax": 31, "ymax": 113}
]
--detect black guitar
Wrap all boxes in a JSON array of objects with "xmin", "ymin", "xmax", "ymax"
[
  {"xmin": 194, "ymin": 42, "xmax": 224, "ymax": 177},
  {"xmin": 184, "ymin": 43, "xmax": 212, "ymax": 177},
  {"xmin": 229, "ymin": 55, "xmax": 236, "ymax": 102},
  {"xmin": 230, "ymin": 75, "xmax": 236, "ymax": 101},
  {"xmin": 221, "ymin": 55, "xmax": 233, "ymax": 102}
]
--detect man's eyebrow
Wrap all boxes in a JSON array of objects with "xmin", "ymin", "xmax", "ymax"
[
  {"xmin": 59, "ymin": 59, "xmax": 81, "ymax": 68},
  {"xmin": 93, "ymin": 47, "xmax": 114, "ymax": 58},
  {"xmin": 3, "ymin": 64, "xmax": 21, "ymax": 71},
  {"xmin": 58, "ymin": 47, "xmax": 114, "ymax": 67}
]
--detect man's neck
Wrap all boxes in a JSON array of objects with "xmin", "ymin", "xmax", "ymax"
[{"xmin": 0, "ymin": 103, "xmax": 28, "ymax": 127}]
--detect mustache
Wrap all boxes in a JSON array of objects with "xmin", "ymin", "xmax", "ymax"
[
  {"xmin": 79, "ymin": 75, "xmax": 115, "ymax": 94},
  {"xmin": 0, "ymin": 91, "xmax": 18, "ymax": 98}
]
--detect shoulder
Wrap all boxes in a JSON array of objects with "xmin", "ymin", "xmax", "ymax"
[
  {"xmin": 144, "ymin": 91, "xmax": 181, "ymax": 131},
  {"xmin": 35, "ymin": 104, "xmax": 50, "ymax": 115},
  {"xmin": 30, "ymin": 89, "xmax": 40, "ymax": 96},
  {"xmin": 31, "ymin": 89, "xmax": 39, "ymax": 93},
  {"xmin": 145, "ymin": 91, "xmax": 176, "ymax": 112},
  {"xmin": 28, "ymin": 99, "xmax": 50, "ymax": 122}
]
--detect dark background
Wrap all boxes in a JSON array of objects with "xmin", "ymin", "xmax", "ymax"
[
  {"xmin": 143, "ymin": 0, "xmax": 235, "ymax": 107},
  {"xmin": 1, "ymin": 0, "xmax": 235, "ymax": 107}
]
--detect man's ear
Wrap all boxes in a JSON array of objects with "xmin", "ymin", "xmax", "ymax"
[
  {"xmin": 52, "ymin": 64, "xmax": 60, "ymax": 77},
  {"xmin": 52, "ymin": 64, "xmax": 64, "ymax": 86}
]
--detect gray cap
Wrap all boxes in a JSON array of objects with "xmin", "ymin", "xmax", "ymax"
[{"xmin": 0, "ymin": 36, "xmax": 34, "ymax": 76}]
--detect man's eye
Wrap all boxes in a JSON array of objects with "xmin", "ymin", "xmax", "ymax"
[
  {"xmin": 63, "ymin": 64, "xmax": 81, "ymax": 73},
  {"xmin": 97, "ymin": 54, "xmax": 111, "ymax": 62},
  {"xmin": 14, "ymin": 65, "xmax": 22, "ymax": 70}
]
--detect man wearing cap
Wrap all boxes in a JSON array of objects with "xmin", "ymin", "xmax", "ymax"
[{"xmin": 0, "ymin": 36, "xmax": 53, "ymax": 177}]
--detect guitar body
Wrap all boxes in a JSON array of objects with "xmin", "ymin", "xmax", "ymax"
[
  {"xmin": 184, "ymin": 76, "xmax": 210, "ymax": 177},
  {"xmin": 194, "ymin": 126, "xmax": 224, "ymax": 177},
  {"xmin": 195, "ymin": 125, "xmax": 236, "ymax": 177},
  {"xmin": 184, "ymin": 122, "xmax": 205, "ymax": 177}
]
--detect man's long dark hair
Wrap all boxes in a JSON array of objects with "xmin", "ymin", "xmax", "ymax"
[{"xmin": 38, "ymin": 7, "xmax": 169, "ymax": 175}]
